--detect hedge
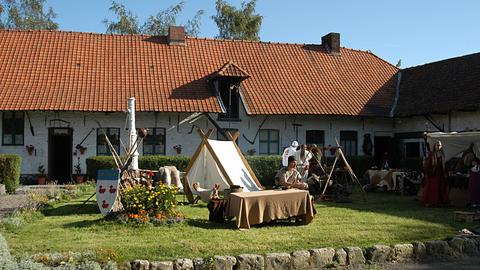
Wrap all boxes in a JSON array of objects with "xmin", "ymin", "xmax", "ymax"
[
  {"xmin": 0, "ymin": 154, "xmax": 21, "ymax": 193},
  {"xmin": 245, "ymin": 155, "xmax": 282, "ymax": 187},
  {"xmin": 86, "ymin": 156, "xmax": 190, "ymax": 180},
  {"xmin": 87, "ymin": 155, "xmax": 375, "ymax": 187}
]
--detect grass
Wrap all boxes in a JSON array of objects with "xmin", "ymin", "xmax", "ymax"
[{"xmin": 0, "ymin": 185, "xmax": 468, "ymax": 262}]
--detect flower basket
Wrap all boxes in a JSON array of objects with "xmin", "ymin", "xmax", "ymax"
[
  {"xmin": 37, "ymin": 176, "xmax": 46, "ymax": 185},
  {"xmin": 173, "ymin": 145, "xmax": 182, "ymax": 155},
  {"xmin": 37, "ymin": 165, "xmax": 46, "ymax": 185},
  {"xmin": 75, "ymin": 175, "xmax": 85, "ymax": 184},
  {"xmin": 26, "ymin": 144, "xmax": 35, "ymax": 155},
  {"xmin": 76, "ymin": 145, "xmax": 87, "ymax": 155}
]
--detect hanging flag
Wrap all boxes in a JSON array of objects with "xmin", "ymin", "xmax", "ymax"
[{"xmin": 96, "ymin": 169, "xmax": 120, "ymax": 215}]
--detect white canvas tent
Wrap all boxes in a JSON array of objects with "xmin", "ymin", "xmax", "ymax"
[
  {"xmin": 182, "ymin": 129, "xmax": 263, "ymax": 203},
  {"xmin": 427, "ymin": 132, "xmax": 480, "ymax": 161}
]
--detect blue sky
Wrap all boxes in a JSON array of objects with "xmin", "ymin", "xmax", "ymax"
[{"xmin": 48, "ymin": 0, "xmax": 479, "ymax": 67}]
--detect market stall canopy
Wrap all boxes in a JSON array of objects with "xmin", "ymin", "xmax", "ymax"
[{"xmin": 426, "ymin": 132, "xmax": 480, "ymax": 161}]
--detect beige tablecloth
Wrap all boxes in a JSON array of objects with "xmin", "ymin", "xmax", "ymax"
[{"xmin": 226, "ymin": 189, "xmax": 315, "ymax": 229}]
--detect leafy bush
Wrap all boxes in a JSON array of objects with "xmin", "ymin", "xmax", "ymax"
[
  {"xmin": 120, "ymin": 184, "xmax": 183, "ymax": 224},
  {"xmin": 86, "ymin": 154, "xmax": 375, "ymax": 188},
  {"xmin": 0, "ymin": 209, "xmax": 43, "ymax": 233},
  {"xmin": 245, "ymin": 155, "xmax": 282, "ymax": 187},
  {"xmin": 139, "ymin": 155, "xmax": 190, "ymax": 172},
  {"xmin": 0, "ymin": 154, "xmax": 21, "ymax": 193},
  {"xmin": 0, "ymin": 233, "xmax": 11, "ymax": 260},
  {"xmin": 16, "ymin": 259, "xmax": 50, "ymax": 270}
]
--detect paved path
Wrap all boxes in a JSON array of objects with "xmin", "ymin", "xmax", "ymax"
[{"xmin": 0, "ymin": 194, "xmax": 30, "ymax": 218}]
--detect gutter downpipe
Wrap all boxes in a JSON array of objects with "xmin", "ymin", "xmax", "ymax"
[{"xmin": 389, "ymin": 71, "xmax": 402, "ymax": 118}]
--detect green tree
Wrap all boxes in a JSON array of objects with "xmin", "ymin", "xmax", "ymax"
[
  {"xmin": 103, "ymin": 0, "xmax": 204, "ymax": 37},
  {"xmin": 103, "ymin": 0, "xmax": 139, "ymax": 34},
  {"xmin": 0, "ymin": 0, "xmax": 58, "ymax": 30},
  {"xmin": 212, "ymin": 0, "xmax": 262, "ymax": 41}
]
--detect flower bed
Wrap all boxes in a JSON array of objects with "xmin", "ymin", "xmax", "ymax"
[{"xmin": 118, "ymin": 184, "xmax": 183, "ymax": 225}]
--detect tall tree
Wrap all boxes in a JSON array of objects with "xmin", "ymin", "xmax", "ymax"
[
  {"xmin": 103, "ymin": 0, "xmax": 139, "ymax": 34},
  {"xmin": 212, "ymin": 0, "xmax": 262, "ymax": 41},
  {"xmin": 103, "ymin": 0, "xmax": 204, "ymax": 37},
  {"xmin": 0, "ymin": 0, "xmax": 58, "ymax": 30}
]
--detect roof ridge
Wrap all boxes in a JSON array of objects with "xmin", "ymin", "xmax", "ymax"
[
  {"xmin": 0, "ymin": 29, "xmax": 401, "ymax": 63},
  {"xmin": 0, "ymin": 29, "xmax": 153, "ymax": 38},
  {"xmin": 362, "ymin": 50, "xmax": 399, "ymax": 70},
  {"xmin": 402, "ymin": 52, "xmax": 480, "ymax": 70}
]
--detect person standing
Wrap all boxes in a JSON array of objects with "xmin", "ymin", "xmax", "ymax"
[
  {"xmin": 282, "ymin": 141, "xmax": 299, "ymax": 167},
  {"xmin": 296, "ymin": 144, "xmax": 312, "ymax": 181},
  {"xmin": 421, "ymin": 141, "xmax": 449, "ymax": 206}
]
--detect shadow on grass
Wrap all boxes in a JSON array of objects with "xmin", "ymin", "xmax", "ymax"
[
  {"xmin": 42, "ymin": 203, "xmax": 100, "ymax": 216},
  {"xmin": 186, "ymin": 218, "xmax": 236, "ymax": 229},
  {"xmin": 186, "ymin": 217, "xmax": 307, "ymax": 230},
  {"xmin": 321, "ymin": 191, "xmax": 466, "ymax": 229},
  {"xmin": 62, "ymin": 218, "xmax": 106, "ymax": 228}
]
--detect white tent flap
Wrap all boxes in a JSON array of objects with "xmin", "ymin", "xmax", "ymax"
[
  {"xmin": 427, "ymin": 132, "xmax": 480, "ymax": 161},
  {"xmin": 185, "ymin": 139, "xmax": 262, "ymax": 192}
]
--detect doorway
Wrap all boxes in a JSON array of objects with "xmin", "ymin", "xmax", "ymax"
[
  {"xmin": 374, "ymin": 136, "xmax": 393, "ymax": 168},
  {"xmin": 48, "ymin": 128, "xmax": 73, "ymax": 183}
]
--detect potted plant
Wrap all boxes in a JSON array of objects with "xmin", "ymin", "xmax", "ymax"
[
  {"xmin": 73, "ymin": 157, "xmax": 85, "ymax": 183},
  {"xmin": 25, "ymin": 144, "xmax": 35, "ymax": 155},
  {"xmin": 173, "ymin": 144, "xmax": 182, "ymax": 155},
  {"xmin": 75, "ymin": 144, "xmax": 87, "ymax": 155},
  {"xmin": 37, "ymin": 165, "xmax": 46, "ymax": 185}
]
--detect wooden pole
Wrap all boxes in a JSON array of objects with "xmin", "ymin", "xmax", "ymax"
[{"xmin": 321, "ymin": 151, "xmax": 339, "ymax": 195}]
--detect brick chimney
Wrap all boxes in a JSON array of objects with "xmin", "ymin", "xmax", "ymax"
[
  {"xmin": 168, "ymin": 26, "xmax": 186, "ymax": 46},
  {"xmin": 321, "ymin": 32, "xmax": 340, "ymax": 54}
]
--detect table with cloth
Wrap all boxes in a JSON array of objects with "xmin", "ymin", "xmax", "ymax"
[{"xmin": 225, "ymin": 189, "xmax": 315, "ymax": 229}]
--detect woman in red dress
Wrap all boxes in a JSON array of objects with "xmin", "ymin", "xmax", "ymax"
[{"xmin": 422, "ymin": 141, "xmax": 449, "ymax": 206}]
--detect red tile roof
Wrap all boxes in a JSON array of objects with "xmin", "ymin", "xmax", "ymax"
[
  {"xmin": 395, "ymin": 53, "xmax": 480, "ymax": 117},
  {"xmin": 216, "ymin": 61, "xmax": 250, "ymax": 78},
  {"xmin": 0, "ymin": 30, "xmax": 398, "ymax": 115}
]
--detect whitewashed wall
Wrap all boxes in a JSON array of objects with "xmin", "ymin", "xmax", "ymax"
[
  {"xmin": 0, "ymin": 105, "xmax": 396, "ymax": 175},
  {"xmin": 6, "ymin": 103, "xmax": 479, "ymax": 175},
  {"xmin": 394, "ymin": 111, "xmax": 480, "ymax": 133}
]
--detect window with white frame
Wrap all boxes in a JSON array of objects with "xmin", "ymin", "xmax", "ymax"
[
  {"xmin": 340, "ymin": 131, "xmax": 358, "ymax": 156},
  {"xmin": 143, "ymin": 128, "xmax": 166, "ymax": 155},
  {"xmin": 259, "ymin": 129, "xmax": 279, "ymax": 155},
  {"xmin": 401, "ymin": 138, "xmax": 426, "ymax": 158},
  {"xmin": 2, "ymin": 111, "xmax": 24, "ymax": 145},
  {"xmin": 97, "ymin": 128, "xmax": 120, "ymax": 156},
  {"xmin": 306, "ymin": 130, "xmax": 325, "ymax": 147}
]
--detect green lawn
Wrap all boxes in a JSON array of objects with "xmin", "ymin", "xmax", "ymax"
[{"xmin": 1, "ymin": 188, "xmax": 466, "ymax": 262}]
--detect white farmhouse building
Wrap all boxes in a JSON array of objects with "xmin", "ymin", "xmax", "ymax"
[{"xmin": 0, "ymin": 27, "xmax": 478, "ymax": 182}]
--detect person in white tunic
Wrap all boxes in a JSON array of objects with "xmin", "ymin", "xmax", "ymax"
[
  {"xmin": 282, "ymin": 141, "xmax": 299, "ymax": 167},
  {"xmin": 296, "ymin": 144, "xmax": 312, "ymax": 181}
]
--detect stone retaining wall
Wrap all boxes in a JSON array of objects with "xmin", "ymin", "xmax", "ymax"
[{"xmin": 129, "ymin": 236, "xmax": 480, "ymax": 270}]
